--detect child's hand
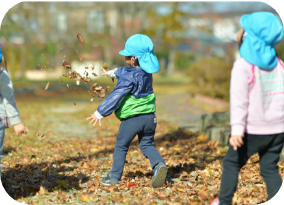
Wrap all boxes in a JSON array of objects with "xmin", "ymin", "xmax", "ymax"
[
  {"xmin": 229, "ymin": 135, "xmax": 244, "ymax": 151},
  {"xmin": 101, "ymin": 67, "xmax": 108, "ymax": 76},
  {"xmin": 14, "ymin": 122, "xmax": 29, "ymax": 136},
  {"xmin": 87, "ymin": 114, "xmax": 101, "ymax": 127}
]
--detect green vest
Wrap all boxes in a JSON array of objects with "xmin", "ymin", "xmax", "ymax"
[{"xmin": 114, "ymin": 93, "xmax": 156, "ymax": 121}]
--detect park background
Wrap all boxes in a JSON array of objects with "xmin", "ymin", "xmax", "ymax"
[{"xmin": 0, "ymin": 2, "xmax": 284, "ymax": 205}]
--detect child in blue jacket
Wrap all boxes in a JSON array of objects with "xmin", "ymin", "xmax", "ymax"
[{"xmin": 87, "ymin": 34, "xmax": 167, "ymax": 188}]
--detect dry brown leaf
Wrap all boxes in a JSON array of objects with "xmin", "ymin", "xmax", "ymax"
[
  {"xmin": 177, "ymin": 188, "xmax": 186, "ymax": 193},
  {"xmin": 102, "ymin": 62, "xmax": 108, "ymax": 71},
  {"xmin": 63, "ymin": 61, "xmax": 71, "ymax": 69},
  {"xmin": 94, "ymin": 180, "xmax": 99, "ymax": 187},
  {"xmin": 79, "ymin": 194, "xmax": 92, "ymax": 202},
  {"xmin": 76, "ymin": 32, "xmax": 84, "ymax": 45},
  {"xmin": 92, "ymin": 73, "xmax": 97, "ymax": 76},
  {"xmin": 37, "ymin": 186, "xmax": 48, "ymax": 196}
]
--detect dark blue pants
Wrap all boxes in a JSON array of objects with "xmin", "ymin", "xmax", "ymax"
[
  {"xmin": 108, "ymin": 113, "xmax": 164, "ymax": 180},
  {"xmin": 219, "ymin": 133, "xmax": 284, "ymax": 205}
]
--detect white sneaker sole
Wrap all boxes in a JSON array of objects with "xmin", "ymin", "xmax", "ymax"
[
  {"xmin": 151, "ymin": 166, "xmax": 167, "ymax": 188},
  {"xmin": 100, "ymin": 181, "xmax": 112, "ymax": 186}
]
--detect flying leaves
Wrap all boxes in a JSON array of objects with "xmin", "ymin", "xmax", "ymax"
[
  {"xmin": 45, "ymin": 82, "xmax": 50, "ymax": 90},
  {"xmin": 76, "ymin": 32, "xmax": 84, "ymax": 45},
  {"xmin": 88, "ymin": 83, "xmax": 110, "ymax": 99},
  {"xmin": 102, "ymin": 62, "xmax": 108, "ymax": 71},
  {"xmin": 63, "ymin": 61, "xmax": 71, "ymax": 69}
]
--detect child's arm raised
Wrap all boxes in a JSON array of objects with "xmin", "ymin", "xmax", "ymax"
[{"xmin": 101, "ymin": 67, "xmax": 118, "ymax": 79}]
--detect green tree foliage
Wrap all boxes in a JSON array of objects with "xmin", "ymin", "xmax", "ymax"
[
  {"xmin": 175, "ymin": 52, "xmax": 195, "ymax": 71},
  {"xmin": 187, "ymin": 56, "xmax": 231, "ymax": 101}
]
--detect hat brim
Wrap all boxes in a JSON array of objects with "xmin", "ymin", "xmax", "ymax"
[{"xmin": 119, "ymin": 50, "xmax": 131, "ymax": 56}]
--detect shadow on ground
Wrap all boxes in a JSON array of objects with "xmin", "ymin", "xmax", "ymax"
[{"xmin": 2, "ymin": 127, "xmax": 224, "ymax": 200}]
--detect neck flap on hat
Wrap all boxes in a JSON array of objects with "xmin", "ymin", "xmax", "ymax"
[{"xmin": 240, "ymin": 12, "xmax": 284, "ymax": 70}]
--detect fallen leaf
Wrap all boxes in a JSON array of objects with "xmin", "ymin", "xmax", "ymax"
[
  {"xmin": 177, "ymin": 188, "xmax": 186, "ymax": 193},
  {"xmin": 37, "ymin": 186, "xmax": 48, "ymax": 196},
  {"xmin": 56, "ymin": 180, "xmax": 67, "ymax": 189},
  {"xmin": 79, "ymin": 194, "xmax": 92, "ymax": 202},
  {"xmin": 76, "ymin": 32, "xmax": 84, "ymax": 45},
  {"xmin": 128, "ymin": 183, "xmax": 136, "ymax": 187},
  {"xmin": 92, "ymin": 73, "xmax": 97, "ymax": 76},
  {"xmin": 74, "ymin": 103, "xmax": 76, "ymax": 106},
  {"xmin": 85, "ymin": 67, "xmax": 88, "ymax": 69},
  {"xmin": 205, "ymin": 169, "xmax": 211, "ymax": 177},
  {"xmin": 94, "ymin": 180, "xmax": 99, "ymax": 187},
  {"xmin": 45, "ymin": 82, "xmax": 50, "ymax": 90},
  {"xmin": 189, "ymin": 200, "xmax": 201, "ymax": 205}
]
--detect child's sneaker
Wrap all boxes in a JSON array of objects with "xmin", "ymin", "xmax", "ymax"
[
  {"xmin": 101, "ymin": 174, "xmax": 119, "ymax": 185},
  {"xmin": 209, "ymin": 198, "xmax": 219, "ymax": 205},
  {"xmin": 151, "ymin": 162, "xmax": 167, "ymax": 188}
]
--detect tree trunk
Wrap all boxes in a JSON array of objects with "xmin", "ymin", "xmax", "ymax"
[{"xmin": 166, "ymin": 49, "xmax": 176, "ymax": 76}]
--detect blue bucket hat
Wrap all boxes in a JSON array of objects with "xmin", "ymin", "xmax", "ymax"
[
  {"xmin": 240, "ymin": 12, "xmax": 284, "ymax": 70},
  {"xmin": 119, "ymin": 34, "xmax": 160, "ymax": 74}
]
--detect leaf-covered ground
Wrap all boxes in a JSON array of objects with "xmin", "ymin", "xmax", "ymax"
[{"xmin": 1, "ymin": 86, "xmax": 284, "ymax": 205}]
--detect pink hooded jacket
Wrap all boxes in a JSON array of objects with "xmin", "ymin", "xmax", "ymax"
[{"xmin": 230, "ymin": 57, "xmax": 284, "ymax": 136}]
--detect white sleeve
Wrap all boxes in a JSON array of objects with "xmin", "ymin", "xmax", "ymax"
[
  {"xmin": 94, "ymin": 110, "xmax": 104, "ymax": 120},
  {"xmin": 107, "ymin": 68, "xmax": 118, "ymax": 78}
]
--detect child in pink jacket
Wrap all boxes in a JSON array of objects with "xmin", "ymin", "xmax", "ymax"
[{"xmin": 210, "ymin": 12, "xmax": 284, "ymax": 205}]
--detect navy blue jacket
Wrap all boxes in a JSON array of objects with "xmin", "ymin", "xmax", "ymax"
[{"xmin": 97, "ymin": 66, "xmax": 153, "ymax": 117}]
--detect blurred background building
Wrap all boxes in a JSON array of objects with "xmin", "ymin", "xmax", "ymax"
[{"xmin": 0, "ymin": 1, "xmax": 280, "ymax": 84}]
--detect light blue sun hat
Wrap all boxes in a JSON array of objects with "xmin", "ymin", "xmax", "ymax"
[
  {"xmin": 240, "ymin": 12, "xmax": 284, "ymax": 70},
  {"xmin": 119, "ymin": 34, "xmax": 160, "ymax": 74}
]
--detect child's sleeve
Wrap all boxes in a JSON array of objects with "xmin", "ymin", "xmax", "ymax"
[
  {"xmin": 0, "ymin": 70, "xmax": 21, "ymax": 125},
  {"xmin": 230, "ymin": 61, "xmax": 249, "ymax": 136},
  {"xmin": 107, "ymin": 68, "xmax": 118, "ymax": 79},
  {"xmin": 94, "ymin": 76, "xmax": 133, "ymax": 119}
]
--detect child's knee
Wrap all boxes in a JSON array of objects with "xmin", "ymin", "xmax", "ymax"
[{"xmin": 260, "ymin": 163, "xmax": 279, "ymax": 176}]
